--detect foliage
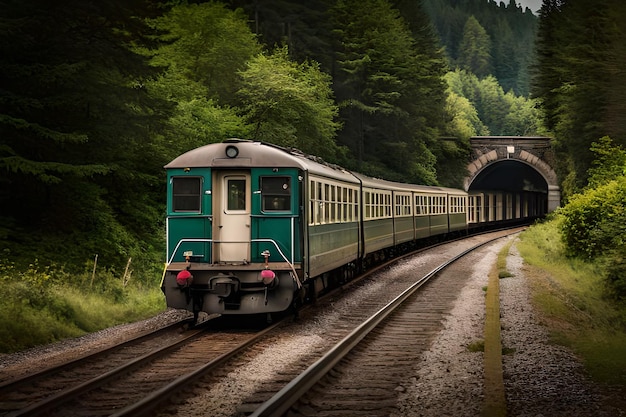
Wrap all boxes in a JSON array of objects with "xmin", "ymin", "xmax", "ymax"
[
  {"xmin": 533, "ymin": 0, "xmax": 626, "ymax": 196},
  {"xmin": 329, "ymin": 0, "xmax": 447, "ymax": 185},
  {"xmin": 518, "ymin": 220, "xmax": 626, "ymax": 384},
  {"xmin": 237, "ymin": 47, "xmax": 344, "ymax": 162},
  {"xmin": 457, "ymin": 16, "xmax": 492, "ymax": 78},
  {"xmin": 230, "ymin": 0, "xmax": 334, "ymax": 69},
  {"xmin": 423, "ymin": 0, "xmax": 537, "ymax": 96},
  {"xmin": 445, "ymin": 69, "xmax": 543, "ymax": 136},
  {"xmin": 556, "ymin": 136, "xmax": 626, "ymax": 300},
  {"xmin": 145, "ymin": 1, "xmax": 261, "ymax": 106},
  {"xmin": 558, "ymin": 177, "xmax": 626, "ymax": 300},
  {"xmin": 0, "ymin": 0, "xmax": 168, "ymax": 272},
  {"xmin": 141, "ymin": 1, "xmax": 260, "ymax": 153},
  {"xmin": 559, "ymin": 178, "xmax": 626, "ymax": 259},
  {"xmin": 587, "ymin": 136, "xmax": 626, "ymax": 188},
  {"xmin": 0, "ymin": 260, "xmax": 165, "ymax": 353}
]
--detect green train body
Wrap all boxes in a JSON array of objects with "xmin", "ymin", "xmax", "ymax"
[{"xmin": 161, "ymin": 139, "xmax": 539, "ymax": 320}]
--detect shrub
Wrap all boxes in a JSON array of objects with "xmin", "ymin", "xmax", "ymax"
[
  {"xmin": 559, "ymin": 176, "xmax": 626, "ymax": 299},
  {"xmin": 560, "ymin": 176, "xmax": 626, "ymax": 259}
]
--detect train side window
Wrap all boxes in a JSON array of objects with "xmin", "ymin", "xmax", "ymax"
[
  {"xmin": 172, "ymin": 177, "xmax": 202, "ymax": 212},
  {"xmin": 261, "ymin": 176, "xmax": 291, "ymax": 211}
]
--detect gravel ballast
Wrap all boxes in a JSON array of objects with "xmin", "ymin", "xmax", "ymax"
[
  {"xmin": 1, "ymin": 237, "xmax": 624, "ymax": 416},
  {"xmin": 396, "ymin": 238, "xmax": 624, "ymax": 417}
]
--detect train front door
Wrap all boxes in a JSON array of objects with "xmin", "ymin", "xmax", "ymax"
[{"xmin": 214, "ymin": 171, "xmax": 251, "ymax": 263}]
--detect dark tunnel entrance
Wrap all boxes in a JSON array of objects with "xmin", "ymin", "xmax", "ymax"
[
  {"xmin": 467, "ymin": 160, "xmax": 549, "ymax": 222},
  {"xmin": 469, "ymin": 160, "xmax": 548, "ymax": 193}
]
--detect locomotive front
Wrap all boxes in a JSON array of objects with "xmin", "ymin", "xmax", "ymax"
[{"xmin": 161, "ymin": 140, "xmax": 305, "ymax": 321}]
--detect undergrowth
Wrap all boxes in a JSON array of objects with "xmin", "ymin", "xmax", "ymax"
[
  {"xmin": 518, "ymin": 217, "xmax": 626, "ymax": 385},
  {"xmin": 0, "ymin": 259, "xmax": 166, "ymax": 353}
]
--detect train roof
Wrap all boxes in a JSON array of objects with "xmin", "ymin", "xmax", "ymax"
[
  {"xmin": 164, "ymin": 139, "xmax": 360, "ymax": 183},
  {"xmin": 351, "ymin": 172, "xmax": 467, "ymax": 195},
  {"xmin": 165, "ymin": 139, "xmax": 466, "ymax": 195}
]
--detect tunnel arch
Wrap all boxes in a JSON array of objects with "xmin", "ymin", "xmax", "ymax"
[{"xmin": 464, "ymin": 149, "xmax": 561, "ymax": 212}]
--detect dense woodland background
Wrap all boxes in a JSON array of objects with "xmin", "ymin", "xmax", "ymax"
[{"xmin": 1, "ymin": 0, "xmax": 626, "ymax": 284}]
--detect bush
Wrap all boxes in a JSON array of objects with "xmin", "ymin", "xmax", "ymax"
[
  {"xmin": 560, "ymin": 176, "xmax": 626, "ymax": 259},
  {"xmin": 559, "ymin": 176, "xmax": 626, "ymax": 300}
]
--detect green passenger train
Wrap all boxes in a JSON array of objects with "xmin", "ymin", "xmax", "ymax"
[{"xmin": 161, "ymin": 139, "xmax": 542, "ymax": 321}]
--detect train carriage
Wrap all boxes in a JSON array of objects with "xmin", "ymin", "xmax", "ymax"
[
  {"xmin": 446, "ymin": 188, "xmax": 469, "ymax": 233},
  {"xmin": 304, "ymin": 167, "xmax": 361, "ymax": 293},
  {"xmin": 163, "ymin": 140, "xmax": 307, "ymax": 317},
  {"xmin": 162, "ymin": 140, "xmax": 362, "ymax": 318}
]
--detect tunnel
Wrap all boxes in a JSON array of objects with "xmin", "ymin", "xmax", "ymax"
[
  {"xmin": 467, "ymin": 159, "xmax": 549, "ymax": 222},
  {"xmin": 469, "ymin": 159, "xmax": 548, "ymax": 194}
]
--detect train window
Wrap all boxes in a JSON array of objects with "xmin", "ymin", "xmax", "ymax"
[
  {"xmin": 227, "ymin": 179, "xmax": 246, "ymax": 211},
  {"xmin": 309, "ymin": 180, "xmax": 315, "ymax": 225},
  {"xmin": 309, "ymin": 178, "xmax": 359, "ymax": 225},
  {"xmin": 454, "ymin": 196, "xmax": 467, "ymax": 214},
  {"xmin": 374, "ymin": 193, "xmax": 378, "ymax": 218},
  {"xmin": 384, "ymin": 194, "xmax": 391, "ymax": 217},
  {"xmin": 395, "ymin": 194, "xmax": 412, "ymax": 216},
  {"xmin": 261, "ymin": 176, "xmax": 291, "ymax": 211},
  {"xmin": 415, "ymin": 195, "xmax": 427, "ymax": 215},
  {"xmin": 331, "ymin": 185, "xmax": 336, "ymax": 222},
  {"xmin": 172, "ymin": 177, "xmax": 202, "ymax": 212},
  {"xmin": 317, "ymin": 182, "xmax": 323, "ymax": 223}
]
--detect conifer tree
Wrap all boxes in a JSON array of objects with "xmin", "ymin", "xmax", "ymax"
[
  {"xmin": 0, "ymin": 0, "xmax": 168, "ymax": 266},
  {"xmin": 457, "ymin": 15, "xmax": 492, "ymax": 78},
  {"xmin": 533, "ymin": 0, "xmax": 626, "ymax": 194},
  {"xmin": 330, "ymin": 0, "xmax": 447, "ymax": 184}
]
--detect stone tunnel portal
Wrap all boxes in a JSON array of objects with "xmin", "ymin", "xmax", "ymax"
[
  {"xmin": 465, "ymin": 137, "xmax": 561, "ymax": 216},
  {"xmin": 467, "ymin": 159, "xmax": 550, "ymax": 222}
]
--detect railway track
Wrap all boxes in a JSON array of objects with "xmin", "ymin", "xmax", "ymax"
[
  {"xmin": 0, "ymin": 318, "xmax": 280, "ymax": 417},
  {"xmin": 247, "ymin": 230, "xmax": 516, "ymax": 416},
  {"xmin": 1, "ymin": 229, "xmax": 520, "ymax": 417},
  {"xmin": 0, "ymin": 320, "xmax": 193, "ymax": 411}
]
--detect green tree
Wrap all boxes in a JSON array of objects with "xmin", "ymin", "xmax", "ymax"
[
  {"xmin": 146, "ymin": 1, "xmax": 261, "ymax": 106},
  {"xmin": 0, "ymin": 0, "xmax": 168, "ymax": 269},
  {"xmin": 141, "ymin": 2, "xmax": 260, "ymax": 154},
  {"xmin": 446, "ymin": 69, "xmax": 542, "ymax": 136},
  {"xmin": 230, "ymin": 0, "xmax": 334, "ymax": 70},
  {"xmin": 423, "ymin": 0, "xmax": 537, "ymax": 95},
  {"xmin": 457, "ymin": 15, "xmax": 492, "ymax": 78},
  {"xmin": 587, "ymin": 136, "xmax": 626, "ymax": 188},
  {"xmin": 442, "ymin": 87, "xmax": 489, "ymax": 139},
  {"xmin": 533, "ymin": 0, "xmax": 626, "ymax": 196},
  {"xmin": 330, "ymin": 0, "xmax": 447, "ymax": 184},
  {"xmin": 237, "ymin": 47, "xmax": 343, "ymax": 162}
]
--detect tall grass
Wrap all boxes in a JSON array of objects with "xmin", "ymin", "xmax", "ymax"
[
  {"xmin": 0, "ymin": 260, "xmax": 166, "ymax": 353},
  {"xmin": 518, "ymin": 216, "xmax": 626, "ymax": 385}
]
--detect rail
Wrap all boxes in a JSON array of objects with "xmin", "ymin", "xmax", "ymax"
[{"xmin": 249, "ymin": 232, "xmax": 515, "ymax": 416}]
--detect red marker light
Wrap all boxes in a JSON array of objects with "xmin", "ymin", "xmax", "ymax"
[
  {"xmin": 261, "ymin": 269, "xmax": 275, "ymax": 285},
  {"xmin": 176, "ymin": 270, "xmax": 192, "ymax": 286}
]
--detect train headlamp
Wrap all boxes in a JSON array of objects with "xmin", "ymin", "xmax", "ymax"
[{"xmin": 225, "ymin": 145, "xmax": 239, "ymax": 158}]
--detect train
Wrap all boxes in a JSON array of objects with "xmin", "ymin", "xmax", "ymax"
[{"xmin": 161, "ymin": 139, "xmax": 545, "ymax": 321}]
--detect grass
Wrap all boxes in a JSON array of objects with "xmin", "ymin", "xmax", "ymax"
[
  {"xmin": 517, "ymin": 217, "xmax": 626, "ymax": 386},
  {"xmin": 496, "ymin": 240, "xmax": 514, "ymax": 279},
  {"xmin": 0, "ymin": 261, "xmax": 166, "ymax": 353}
]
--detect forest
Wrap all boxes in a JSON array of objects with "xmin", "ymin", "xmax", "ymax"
[{"xmin": 1, "ymin": 0, "xmax": 626, "ymax": 297}]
